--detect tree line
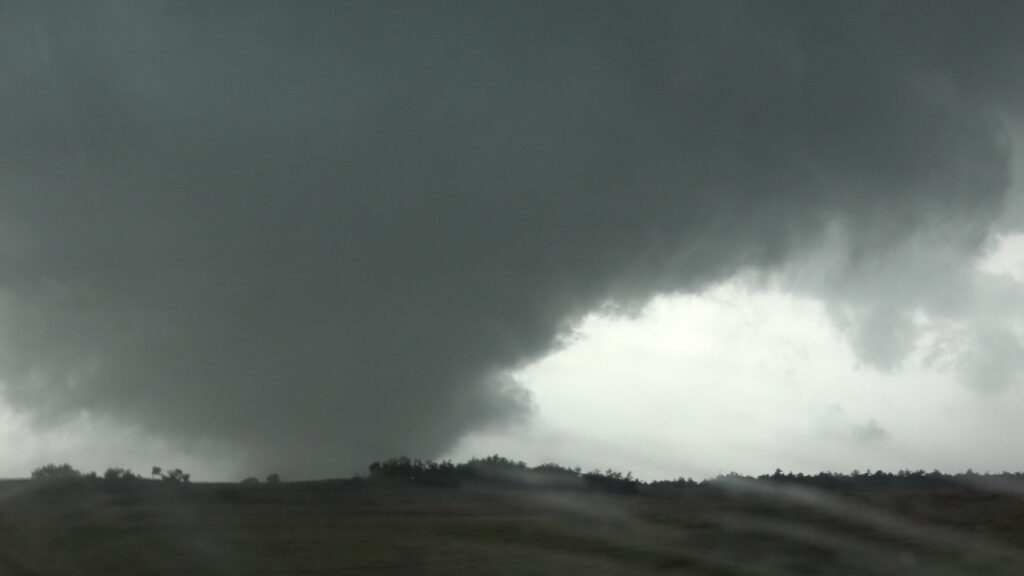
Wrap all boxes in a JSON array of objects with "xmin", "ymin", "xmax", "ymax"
[
  {"xmin": 652, "ymin": 468, "xmax": 1024, "ymax": 491},
  {"xmin": 27, "ymin": 458, "xmax": 1024, "ymax": 495},
  {"xmin": 367, "ymin": 455, "xmax": 640, "ymax": 494},
  {"xmin": 30, "ymin": 463, "xmax": 193, "ymax": 484}
]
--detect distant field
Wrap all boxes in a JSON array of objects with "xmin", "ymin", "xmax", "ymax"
[{"xmin": 0, "ymin": 479, "xmax": 1021, "ymax": 575}]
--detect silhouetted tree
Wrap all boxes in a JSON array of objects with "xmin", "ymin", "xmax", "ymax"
[
  {"xmin": 103, "ymin": 467, "xmax": 138, "ymax": 481},
  {"xmin": 31, "ymin": 463, "xmax": 81, "ymax": 482},
  {"xmin": 266, "ymin": 473, "xmax": 281, "ymax": 483},
  {"xmin": 161, "ymin": 468, "xmax": 191, "ymax": 484},
  {"xmin": 582, "ymin": 468, "xmax": 639, "ymax": 494},
  {"xmin": 368, "ymin": 455, "xmax": 639, "ymax": 493}
]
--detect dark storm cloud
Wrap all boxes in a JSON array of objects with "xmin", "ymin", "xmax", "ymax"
[{"xmin": 1, "ymin": 1, "xmax": 1022, "ymax": 476}]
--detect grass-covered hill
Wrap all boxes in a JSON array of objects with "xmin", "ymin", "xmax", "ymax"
[{"xmin": 3, "ymin": 457, "xmax": 1023, "ymax": 575}]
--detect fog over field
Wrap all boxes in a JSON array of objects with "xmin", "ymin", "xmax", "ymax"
[{"xmin": 2, "ymin": 1, "xmax": 1024, "ymax": 480}]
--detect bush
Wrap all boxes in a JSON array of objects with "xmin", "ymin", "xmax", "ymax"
[{"xmin": 241, "ymin": 476, "xmax": 260, "ymax": 485}]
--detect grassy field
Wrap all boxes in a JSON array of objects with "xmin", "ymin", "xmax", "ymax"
[{"xmin": 0, "ymin": 478, "xmax": 1021, "ymax": 575}]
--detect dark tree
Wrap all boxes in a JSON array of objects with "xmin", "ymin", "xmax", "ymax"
[
  {"xmin": 31, "ymin": 463, "xmax": 81, "ymax": 482},
  {"xmin": 162, "ymin": 468, "xmax": 191, "ymax": 483},
  {"xmin": 103, "ymin": 467, "xmax": 138, "ymax": 481}
]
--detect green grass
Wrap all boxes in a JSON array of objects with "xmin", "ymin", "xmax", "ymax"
[{"xmin": 0, "ymin": 480, "xmax": 1021, "ymax": 575}]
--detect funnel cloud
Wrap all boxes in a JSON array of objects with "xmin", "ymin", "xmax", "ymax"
[{"xmin": 1, "ymin": 2, "xmax": 1023, "ymax": 477}]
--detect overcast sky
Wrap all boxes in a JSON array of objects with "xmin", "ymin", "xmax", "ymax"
[{"xmin": 2, "ymin": 2, "xmax": 1024, "ymax": 481}]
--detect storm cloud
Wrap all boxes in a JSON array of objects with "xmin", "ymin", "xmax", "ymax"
[{"xmin": 1, "ymin": 1, "xmax": 1023, "ymax": 477}]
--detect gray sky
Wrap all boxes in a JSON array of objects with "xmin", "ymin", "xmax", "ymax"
[{"xmin": 2, "ymin": 1, "xmax": 1024, "ymax": 480}]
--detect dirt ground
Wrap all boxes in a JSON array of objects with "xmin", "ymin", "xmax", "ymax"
[{"xmin": 0, "ymin": 479, "xmax": 1021, "ymax": 575}]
